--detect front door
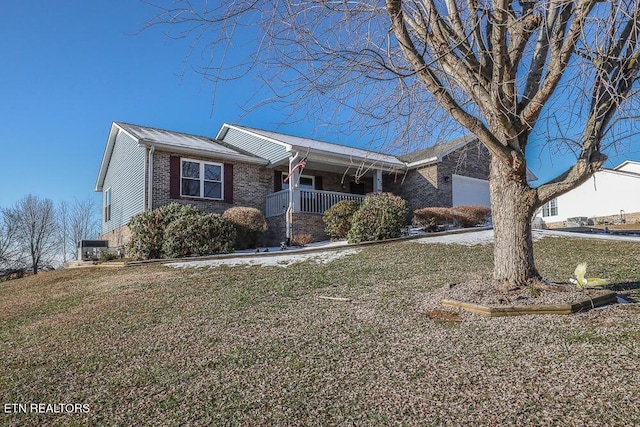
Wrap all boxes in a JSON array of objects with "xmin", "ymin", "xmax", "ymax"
[{"xmin": 350, "ymin": 181, "xmax": 365, "ymax": 195}]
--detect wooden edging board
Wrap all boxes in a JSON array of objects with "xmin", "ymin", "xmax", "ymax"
[{"xmin": 442, "ymin": 291, "xmax": 617, "ymax": 317}]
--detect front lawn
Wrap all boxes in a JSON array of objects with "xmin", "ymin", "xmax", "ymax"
[{"xmin": 1, "ymin": 236, "xmax": 639, "ymax": 425}]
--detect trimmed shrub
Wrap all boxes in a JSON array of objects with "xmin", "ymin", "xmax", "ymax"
[
  {"xmin": 290, "ymin": 233, "xmax": 313, "ymax": 247},
  {"xmin": 323, "ymin": 200, "xmax": 360, "ymax": 240},
  {"xmin": 222, "ymin": 207, "xmax": 268, "ymax": 250},
  {"xmin": 347, "ymin": 193, "xmax": 408, "ymax": 243},
  {"xmin": 412, "ymin": 207, "xmax": 456, "ymax": 231},
  {"xmin": 128, "ymin": 202, "xmax": 234, "ymax": 260},
  {"xmin": 162, "ymin": 213, "xmax": 235, "ymax": 258},
  {"xmin": 451, "ymin": 205, "xmax": 492, "ymax": 227}
]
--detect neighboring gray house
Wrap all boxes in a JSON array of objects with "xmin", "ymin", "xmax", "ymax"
[{"xmin": 95, "ymin": 122, "xmax": 494, "ymax": 248}]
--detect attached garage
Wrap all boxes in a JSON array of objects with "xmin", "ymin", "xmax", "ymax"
[{"xmin": 452, "ymin": 174, "xmax": 490, "ymax": 207}]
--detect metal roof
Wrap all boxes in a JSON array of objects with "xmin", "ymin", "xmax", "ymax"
[
  {"xmin": 218, "ymin": 124, "xmax": 406, "ymax": 169},
  {"xmin": 115, "ymin": 122, "xmax": 267, "ymax": 163}
]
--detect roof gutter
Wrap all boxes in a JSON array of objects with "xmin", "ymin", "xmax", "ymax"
[{"xmin": 404, "ymin": 156, "xmax": 439, "ymax": 169}]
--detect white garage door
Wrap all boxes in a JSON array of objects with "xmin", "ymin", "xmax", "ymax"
[{"xmin": 452, "ymin": 174, "xmax": 490, "ymax": 207}]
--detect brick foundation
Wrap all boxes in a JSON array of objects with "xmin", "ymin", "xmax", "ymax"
[
  {"xmin": 99, "ymin": 224, "xmax": 132, "ymax": 250},
  {"xmin": 264, "ymin": 213, "xmax": 328, "ymax": 246}
]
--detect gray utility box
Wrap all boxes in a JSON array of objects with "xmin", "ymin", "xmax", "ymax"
[{"xmin": 78, "ymin": 240, "xmax": 109, "ymax": 261}]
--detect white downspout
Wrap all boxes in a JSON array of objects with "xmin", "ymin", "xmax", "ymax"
[
  {"xmin": 285, "ymin": 152, "xmax": 299, "ymax": 243},
  {"xmin": 147, "ymin": 146, "xmax": 155, "ymax": 210}
]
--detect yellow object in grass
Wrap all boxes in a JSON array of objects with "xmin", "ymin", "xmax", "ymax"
[{"xmin": 573, "ymin": 263, "xmax": 608, "ymax": 289}]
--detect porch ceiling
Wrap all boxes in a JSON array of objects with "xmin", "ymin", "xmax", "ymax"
[{"xmin": 301, "ymin": 159, "xmax": 385, "ymax": 178}]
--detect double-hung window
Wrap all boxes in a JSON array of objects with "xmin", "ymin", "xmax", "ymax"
[
  {"xmin": 541, "ymin": 198, "xmax": 558, "ymax": 217},
  {"xmin": 181, "ymin": 159, "xmax": 223, "ymax": 200}
]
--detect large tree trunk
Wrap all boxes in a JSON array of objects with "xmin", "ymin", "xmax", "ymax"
[{"xmin": 489, "ymin": 156, "xmax": 540, "ymax": 289}]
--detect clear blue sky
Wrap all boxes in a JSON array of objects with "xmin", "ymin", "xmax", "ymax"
[{"xmin": 1, "ymin": 1, "xmax": 639, "ymax": 209}]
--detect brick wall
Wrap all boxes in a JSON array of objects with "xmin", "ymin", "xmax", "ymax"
[
  {"xmin": 152, "ymin": 150, "xmax": 273, "ymax": 214},
  {"xmin": 385, "ymin": 164, "xmax": 440, "ymax": 214},
  {"xmin": 265, "ymin": 214, "xmax": 287, "ymax": 246},
  {"xmin": 385, "ymin": 140, "xmax": 490, "ymax": 214},
  {"xmin": 437, "ymin": 141, "xmax": 491, "ymax": 206},
  {"xmin": 98, "ymin": 224, "xmax": 132, "ymax": 249},
  {"xmin": 292, "ymin": 213, "xmax": 327, "ymax": 243},
  {"xmin": 264, "ymin": 213, "xmax": 328, "ymax": 246}
]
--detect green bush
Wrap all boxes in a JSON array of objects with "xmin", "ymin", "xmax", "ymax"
[
  {"xmin": 347, "ymin": 193, "xmax": 408, "ymax": 243},
  {"xmin": 222, "ymin": 207, "xmax": 268, "ymax": 250},
  {"xmin": 323, "ymin": 200, "xmax": 360, "ymax": 240},
  {"xmin": 128, "ymin": 203, "xmax": 234, "ymax": 260},
  {"xmin": 412, "ymin": 207, "xmax": 456, "ymax": 231},
  {"xmin": 162, "ymin": 213, "xmax": 235, "ymax": 258}
]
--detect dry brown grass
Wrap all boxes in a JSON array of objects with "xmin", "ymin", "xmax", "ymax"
[{"xmin": 1, "ymin": 236, "xmax": 639, "ymax": 426}]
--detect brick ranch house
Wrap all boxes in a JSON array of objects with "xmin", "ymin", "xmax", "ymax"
[{"xmin": 95, "ymin": 122, "xmax": 493, "ymax": 248}]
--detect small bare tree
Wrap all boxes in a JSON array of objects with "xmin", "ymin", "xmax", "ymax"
[
  {"xmin": 0, "ymin": 207, "xmax": 19, "ymax": 269},
  {"xmin": 68, "ymin": 197, "xmax": 100, "ymax": 260},
  {"xmin": 146, "ymin": 1, "xmax": 640, "ymax": 288},
  {"xmin": 6, "ymin": 195, "xmax": 58, "ymax": 274}
]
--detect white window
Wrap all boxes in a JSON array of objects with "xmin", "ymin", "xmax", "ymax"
[
  {"xmin": 542, "ymin": 198, "xmax": 558, "ymax": 217},
  {"xmin": 181, "ymin": 159, "xmax": 223, "ymax": 200},
  {"xmin": 282, "ymin": 174, "xmax": 314, "ymax": 190},
  {"xmin": 104, "ymin": 188, "xmax": 112, "ymax": 222}
]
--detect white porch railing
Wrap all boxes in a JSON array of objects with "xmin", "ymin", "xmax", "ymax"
[
  {"xmin": 265, "ymin": 189, "xmax": 365, "ymax": 217},
  {"xmin": 265, "ymin": 190, "xmax": 289, "ymax": 218}
]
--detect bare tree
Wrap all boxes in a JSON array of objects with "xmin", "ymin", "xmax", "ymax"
[
  {"xmin": 0, "ymin": 207, "xmax": 19, "ymax": 269},
  {"xmin": 146, "ymin": 1, "xmax": 640, "ymax": 288},
  {"xmin": 6, "ymin": 195, "xmax": 58, "ymax": 274},
  {"xmin": 58, "ymin": 199, "xmax": 70, "ymax": 263},
  {"xmin": 68, "ymin": 197, "xmax": 100, "ymax": 260}
]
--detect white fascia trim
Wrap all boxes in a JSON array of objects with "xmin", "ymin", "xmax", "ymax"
[
  {"xmin": 299, "ymin": 150, "xmax": 404, "ymax": 172},
  {"xmin": 405, "ymin": 156, "xmax": 439, "ymax": 169},
  {"xmin": 95, "ymin": 123, "xmax": 121, "ymax": 192},
  {"xmin": 139, "ymin": 140, "xmax": 269, "ymax": 165}
]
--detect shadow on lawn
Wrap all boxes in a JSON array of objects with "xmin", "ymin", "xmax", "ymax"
[{"xmin": 607, "ymin": 281, "xmax": 640, "ymax": 302}]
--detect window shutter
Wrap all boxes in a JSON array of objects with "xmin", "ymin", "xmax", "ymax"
[
  {"xmin": 274, "ymin": 171, "xmax": 282, "ymax": 191},
  {"xmin": 315, "ymin": 176, "xmax": 323, "ymax": 190},
  {"xmin": 224, "ymin": 163, "xmax": 234, "ymax": 203},
  {"xmin": 170, "ymin": 156, "xmax": 180, "ymax": 199}
]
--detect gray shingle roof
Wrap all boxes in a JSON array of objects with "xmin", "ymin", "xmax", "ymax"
[{"xmin": 399, "ymin": 135, "xmax": 477, "ymax": 164}]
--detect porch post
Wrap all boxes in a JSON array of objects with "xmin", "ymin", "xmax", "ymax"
[
  {"xmin": 374, "ymin": 169, "xmax": 383, "ymax": 193},
  {"xmin": 289, "ymin": 154, "xmax": 301, "ymax": 213}
]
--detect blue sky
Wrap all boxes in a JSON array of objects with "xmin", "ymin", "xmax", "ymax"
[{"xmin": 1, "ymin": 1, "xmax": 639, "ymax": 209}]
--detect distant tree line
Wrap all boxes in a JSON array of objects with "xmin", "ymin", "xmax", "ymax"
[{"xmin": 0, "ymin": 194, "xmax": 99, "ymax": 274}]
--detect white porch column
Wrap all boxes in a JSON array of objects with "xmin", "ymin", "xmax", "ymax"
[
  {"xmin": 374, "ymin": 169, "xmax": 383, "ymax": 193},
  {"xmin": 289, "ymin": 154, "xmax": 301, "ymax": 213}
]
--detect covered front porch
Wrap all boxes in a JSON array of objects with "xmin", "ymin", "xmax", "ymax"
[
  {"xmin": 266, "ymin": 188, "xmax": 367, "ymax": 217},
  {"xmin": 264, "ymin": 152, "xmax": 404, "ymax": 243}
]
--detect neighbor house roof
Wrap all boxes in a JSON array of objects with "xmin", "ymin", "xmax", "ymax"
[
  {"xmin": 613, "ymin": 160, "xmax": 640, "ymax": 175},
  {"xmin": 216, "ymin": 124, "xmax": 406, "ymax": 171},
  {"xmin": 95, "ymin": 122, "xmax": 268, "ymax": 191}
]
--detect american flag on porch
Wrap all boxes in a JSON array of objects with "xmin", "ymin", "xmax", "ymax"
[{"xmin": 283, "ymin": 157, "xmax": 307, "ymax": 183}]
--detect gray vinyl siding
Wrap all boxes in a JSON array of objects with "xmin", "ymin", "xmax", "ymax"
[
  {"xmin": 101, "ymin": 130, "xmax": 146, "ymax": 234},
  {"xmin": 221, "ymin": 128, "xmax": 289, "ymax": 165}
]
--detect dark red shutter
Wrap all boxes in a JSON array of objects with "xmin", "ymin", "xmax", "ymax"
[
  {"xmin": 170, "ymin": 156, "xmax": 180, "ymax": 199},
  {"xmin": 315, "ymin": 176, "xmax": 323, "ymax": 190},
  {"xmin": 274, "ymin": 170, "xmax": 282, "ymax": 191},
  {"xmin": 224, "ymin": 163, "xmax": 234, "ymax": 203}
]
